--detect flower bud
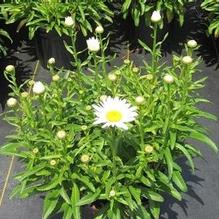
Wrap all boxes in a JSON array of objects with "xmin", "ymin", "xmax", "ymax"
[
  {"xmin": 33, "ymin": 148, "xmax": 39, "ymax": 154},
  {"xmin": 50, "ymin": 160, "xmax": 57, "ymax": 166},
  {"xmin": 5, "ymin": 65, "xmax": 15, "ymax": 73},
  {"xmin": 21, "ymin": 92, "xmax": 29, "ymax": 98},
  {"xmin": 52, "ymin": 74, "xmax": 60, "ymax": 82},
  {"xmin": 28, "ymin": 80, "xmax": 35, "ymax": 86},
  {"xmin": 187, "ymin": 40, "xmax": 197, "ymax": 48},
  {"xmin": 108, "ymin": 73, "xmax": 117, "ymax": 81},
  {"xmin": 85, "ymin": 105, "xmax": 92, "ymax": 111},
  {"xmin": 64, "ymin": 16, "xmax": 74, "ymax": 27},
  {"xmin": 48, "ymin": 57, "xmax": 55, "ymax": 65},
  {"xmin": 32, "ymin": 81, "xmax": 45, "ymax": 95},
  {"xmin": 144, "ymin": 145, "xmax": 154, "ymax": 153},
  {"xmin": 81, "ymin": 125, "xmax": 88, "ymax": 131},
  {"xmin": 133, "ymin": 67, "xmax": 139, "ymax": 73},
  {"xmin": 109, "ymin": 190, "xmax": 116, "ymax": 198},
  {"xmin": 124, "ymin": 59, "xmax": 130, "ymax": 65},
  {"xmin": 100, "ymin": 95, "xmax": 108, "ymax": 102},
  {"xmin": 86, "ymin": 37, "xmax": 100, "ymax": 52},
  {"xmin": 151, "ymin": 11, "xmax": 161, "ymax": 23},
  {"xmin": 163, "ymin": 74, "xmax": 174, "ymax": 84},
  {"xmin": 6, "ymin": 97, "xmax": 17, "ymax": 108},
  {"xmin": 115, "ymin": 70, "xmax": 121, "ymax": 75},
  {"xmin": 56, "ymin": 130, "xmax": 66, "ymax": 139},
  {"xmin": 95, "ymin": 25, "xmax": 104, "ymax": 34},
  {"xmin": 182, "ymin": 56, "xmax": 193, "ymax": 64},
  {"xmin": 135, "ymin": 96, "xmax": 145, "ymax": 105},
  {"xmin": 80, "ymin": 154, "xmax": 90, "ymax": 163}
]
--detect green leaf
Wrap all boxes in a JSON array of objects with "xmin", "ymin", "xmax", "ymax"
[
  {"xmin": 128, "ymin": 186, "xmax": 141, "ymax": 205},
  {"xmin": 189, "ymin": 131, "xmax": 218, "ymax": 153},
  {"xmin": 164, "ymin": 148, "xmax": 173, "ymax": 179},
  {"xmin": 142, "ymin": 188, "xmax": 164, "ymax": 202},
  {"xmin": 42, "ymin": 191, "xmax": 59, "ymax": 219},
  {"xmin": 149, "ymin": 200, "xmax": 160, "ymax": 219},
  {"xmin": 72, "ymin": 173, "xmax": 95, "ymax": 192},
  {"xmin": 169, "ymin": 186, "xmax": 182, "ymax": 201},
  {"xmin": 176, "ymin": 143, "xmax": 195, "ymax": 172},
  {"xmin": 15, "ymin": 165, "xmax": 46, "ymax": 181},
  {"xmin": 37, "ymin": 176, "xmax": 60, "ymax": 191},
  {"xmin": 71, "ymin": 183, "xmax": 81, "ymax": 219},
  {"xmin": 76, "ymin": 189, "xmax": 101, "ymax": 206},
  {"xmin": 172, "ymin": 171, "xmax": 188, "ymax": 192},
  {"xmin": 60, "ymin": 187, "xmax": 71, "ymax": 204}
]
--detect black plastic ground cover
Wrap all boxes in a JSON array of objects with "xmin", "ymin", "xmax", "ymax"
[{"xmin": 1, "ymin": 5, "xmax": 219, "ymax": 219}]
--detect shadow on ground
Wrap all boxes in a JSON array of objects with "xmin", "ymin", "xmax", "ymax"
[{"xmin": 160, "ymin": 158, "xmax": 204, "ymax": 219}]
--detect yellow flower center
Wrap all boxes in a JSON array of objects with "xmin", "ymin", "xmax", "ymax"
[{"xmin": 106, "ymin": 110, "xmax": 122, "ymax": 122}]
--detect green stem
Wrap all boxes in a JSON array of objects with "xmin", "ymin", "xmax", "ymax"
[
  {"xmin": 100, "ymin": 35, "xmax": 107, "ymax": 77},
  {"xmin": 151, "ymin": 24, "xmax": 158, "ymax": 75},
  {"xmin": 71, "ymin": 31, "xmax": 82, "ymax": 73},
  {"xmin": 92, "ymin": 53, "xmax": 101, "ymax": 92},
  {"xmin": 110, "ymin": 129, "xmax": 117, "ymax": 176}
]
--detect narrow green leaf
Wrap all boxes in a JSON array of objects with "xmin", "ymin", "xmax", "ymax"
[
  {"xmin": 172, "ymin": 171, "xmax": 188, "ymax": 192},
  {"xmin": 42, "ymin": 191, "xmax": 59, "ymax": 219},
  {"xmin": 164, "ymin": 148, "xmax": 173, "ymax": 179},
  {"xmin": 76, "ymin": 189, "xmax": 101, "ymax": 206},
  {"xmin": 190, "ymin": 131, "xmax": 218, "ymax": 153},
  {"xmin": 176, "ymin": 143, "xmax": 195, "ymax": 172},
  {"xmin": 71, "ymin": 183, "xmax": 81, "ymax": 219},
  {"xmin": 60, "ymin": 187, "xmax": 71, "ymax": 204}
]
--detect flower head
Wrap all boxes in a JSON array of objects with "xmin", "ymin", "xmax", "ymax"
[
  {"xmin": 124, "ymin": 59, "xmax": 131, "ymax": 65},
  {"xmin": 109, "ymin": 190, "xmax": 116, "ymax": 198},
  {"xmin": 50, "ymin": 160, "xmax": 57, "ymax": 166},
  {"xmin": 64, "ymin": 16, "xmax": 74, "ymax": 27},
  {"xmin": 151, "ymin": 11, "xmax": 161, "ymax": 23},
  {"xmin": 80, "ymin": 154, "xmax": 90, "ymax": 163},
  {"xmin": 33, "ymin": 148, "xmax": 39, "ymax": 154},
  {"xmin": 86, "ymin": 37, "xmax": 100, "ymax": 52},
  {"xmin": 32, "ymin": 81, "xmax": 45, "ymax": 95},
  {"xmin": 163, "ymin": 74, "xmax": 174, "ymax": 84},
  {"xmin": 187, "ymin": 40, "xmax": 197, "ymax": 48},
  {"xmin": 21, "ymin": 92, "xmax": 29, "ymax": 98},
  {"xmin": 6, "ymin": 97, "xmax": 17, "ymax": 108},
  {"xmin": 5, "ymin": 65, "xmax": 15, "ymax": 73},
  {"xmin": 48, "ymin": 57, "xmax": 55, "ymax": 65},
  {"xmin": 93, "ymin": 96, "xmax": 137, "ymax": 130},
  {"xmin": 182, "ymin": 56, "xmax": 193, "ymax": 64},
  {"xmin": 95, "ymin": 25, "xmax": 104, "ymax": 34},
  {"xmin": 133, "ymin": 67, "xmax": 139, "ymax": 73},
  {"xmin": 56, "ymin": 130, "xmax": 66, "ymax": 139},
  {"xmin": 81, "ymin": 125, "xmax": 88, "ymax": 131},
  {"xmin": 85, "ymin": 105, "xmax": 92, "ymax": 111},
  {"xmin": 135, "ymin": 96, "xmax": 145, "ymax": 105},
  {"xmin": 144, "ymin": 145, "xmax": 154, "ymax": 153},
  {"xmin": 52, "ymin": 74, "xmax": 60, "ymax": 82},
  {"xmin": 108, "ymin": 73, "xmax": 117, "ymax": 81}
]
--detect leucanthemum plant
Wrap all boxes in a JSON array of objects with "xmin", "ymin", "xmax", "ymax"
[{"xmin": 0, "ymin": 11, "xmax": 217, "ymax": 219}]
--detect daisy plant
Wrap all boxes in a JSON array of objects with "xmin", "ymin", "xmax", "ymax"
[{"xmin": 0, "ymin": 11, "xmax": 217, "ymax": 219}]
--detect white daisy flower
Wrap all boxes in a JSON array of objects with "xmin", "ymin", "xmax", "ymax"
[
  {"xmin": 93, "ymin": 96, "xmax": 137, "ymax": 130},
  {"xmin": 86, "ymin": 37, "xmax": 100, "ymax": 52}
]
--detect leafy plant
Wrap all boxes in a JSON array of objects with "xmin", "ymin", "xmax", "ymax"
[
  {"xmin": 0, "ymin": 28, "xmax": 12, "ymax": 57},
  {"xmin": 121, "ymin": 0, "xmax": 193, "ymax": 26},
  {"xmin": 0, "ymin": 0, "xmax": 113, "ymax": 39},
  {"xmin": 201, "ymin": 0, "xmax": 219, "ymax": 37},
  {"xmin": 0, "ymin": 14, "xmax": 217, "ymax": 219}
]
